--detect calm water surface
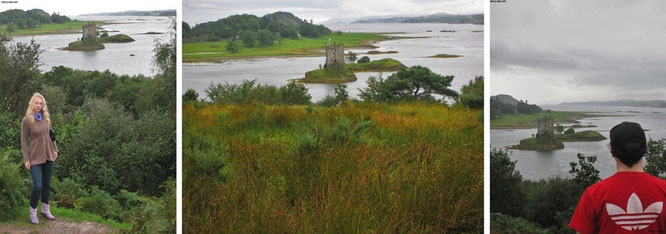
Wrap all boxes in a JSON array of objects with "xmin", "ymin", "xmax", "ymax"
[
  {"xmin": 183, "ymin": 23, "xmax": 483, "ymax": 101},
  {"xmin": 14, "ymin": 16, "xmax": 172, "ymax": 76},
  {"xmin": 491, "ymin": 104, "xmax": 666, "ymax": 180}
]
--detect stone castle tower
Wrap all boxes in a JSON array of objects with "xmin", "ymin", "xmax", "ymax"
[
  {"xmin": 325, "ymin": 42, "xmax": 344, "ymax": 69},
  {"xmin": 82, "ymin": 24, "xmax": 97, "ymax": 40},
  {"xmin": 536, "ymin": 116, "xmax": 554, "ymax": 138}
]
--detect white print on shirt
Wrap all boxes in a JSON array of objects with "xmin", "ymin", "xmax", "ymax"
[{"xmin": 606, "ymin": 193, "xmax": 663, "ymax": 231}]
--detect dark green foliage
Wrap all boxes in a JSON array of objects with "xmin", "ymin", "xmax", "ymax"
[
  {"xmin": 564, "ymin": 128, "xmax": 575, "ymax": 134},
  {"xmin": 52, "ymin": 178, "xmax": 89, "ymax": 209},
  {"xmin": 240, "ymin": 30, "xmax": 257, "ymax": 47},
  {"xmin": 277, "ymin": 81, "xmax": 311, "ymax": 105},
  {"xmin": 0, "ymin": 109, "xmax": 20, "ymax": 148},
  {"xmin": 256, "ymin": 29, "xmax": 275, "ymax": 47},
  {"xmin": 0, "ymin": 33, "xmax": 42, "ymax": 117},
  {"xmin": 183, "ymin": 88, "xmax": 199, "ymax": 102},
  {"xmin": 490, "ymin": 148, "xmax": 525, "ymax": 217},
  {"xmin": 75, "ymin": 186, "xmax": 124, "ymax": 221},
  {"xmin": 490, "ymin": 96, "xmax": 516, "ymax": 119},
  {"xmin": 516, "ymin": 100, "xmax": 542, "ymax": 114},
  {"xmin": 360, "ymin": 66, "xmax": 458, "ymax": 103},
  {"xmin": 225, "ymin": 40, "xmax": 240, "ymax": 53},
  {"xmin": 357, "ymin": 56, "xmax": 370, "ymax": 63},
  {"xmin": 459, "ymin": 76, "xmax": 483, "ymax": 109},
  {"xmin": 185, "ymin": 11, "xmax": 330, "ymax": 42},
  {"xmin": 555, "ymin": 124, "xmax": 564, "ymax": 133},
  {"xmin": 206, "ymin": 79, "xmax": 311, "ymax": 105},
  {"xmin": 490, "ymin": 213, "xmax": 545, "ymax": 234},
  {"xmin": 346, "ymin": 51, "xmax": 357, "ymax": 63},
  {"xmin": 0, "ymin": 148, "xmax": 25, "ymax": 221},
  {"xmin": 568, "ymin": 153, "xmax": 600, "ymax": 190},
  {"xmin": 0, "ymin": 9, "xmax": 70, "ymax": 28},
  {"xmin": 645, "ymin": 139, "xmax": 666, "ymax": 178},
  {"xmin": 100, "ymin": 32, "xmax": 109, "ymax": 38}
]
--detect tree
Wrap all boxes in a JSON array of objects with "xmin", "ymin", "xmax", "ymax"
[
  {"xmin": 256, "ymin": 29, "xmax": 275, "ymax": 47},
  {"xmin": 225, "ymin": 40, "xmax": 240, "ymax": 53},
  {"xmin": 569, "ymin": 153, "xmax": 600, "ymax": 188},
  {"xmin": 357, "ymin": 56, "xmax": 370, "ymax": 63},
  {"xmin": 490, "ymin": 148, "xmax": 525, "ymax": 217},
  {"xmin": 564, "ymin": 128, "xmax": 575, "ymax": 134},
  {"xmin": 183, "ymin": 88, "xmax": 199, "ymax": 102},
  {"xmin": 555, "ymin": 124, "xmax": 564, "ymax": 134},
  {"xmin": 240, "ymin": 30, "xmax": 256, "ymax": 47},
  {"xmin": 359, "ymin": 65, "xmax": 458, "ymax": 103},
  {"xmin": 645, "ymin": 139, "xmax": 666, "ymax": 178},
  {"xmin": 278, "ymin": 81, "xmax": 311, "ymax": 105},
  {"xmin": 101, "ymin": 32, "xmax": 109, "ymax": 38},
  {"xmin": 6, "ymin": 23, "xmax": 15, "ymax": 32},
  {"xmin": 346, "ymin": 51, "xmax": 357, "ymax": 63},
  {"xmin": 459, "ymin": 76, "xmax": 483, "ymax": 109},
  {"xmin": 0, "ymin": 34, "xmax": 42, "ymax": 117}
]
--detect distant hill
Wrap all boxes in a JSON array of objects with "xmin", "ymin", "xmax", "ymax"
[
  {"xmin": 80, "ymin": 10, "xmax": 176, "ymax": 17},
  {"xmin": 262, "ymin": 11, "xmax": 306, "ymax": 27},
  {"xmin": 183, "ymin": 11, "xmax": 331, "ymax": 42},
  {"xmin": 559, "ymin": 100, "xmax": 666, "ymax": 108},
  {"xmin": 491, "ymin": 94, "xmax": 520, "ymax": 105},
  {"xmin": 0, "ymin": 9, "xmax": 71, "ymax": 28},
  {"xmin": 352, "ymin": 13, "xmax": 483, "ymax": 24}
]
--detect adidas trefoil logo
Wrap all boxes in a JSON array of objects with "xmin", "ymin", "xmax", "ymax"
[{"xmin": 606, "ymin": 193, "xmax": 663, "ymax": 231}]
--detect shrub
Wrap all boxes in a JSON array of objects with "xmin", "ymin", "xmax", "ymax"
[
  {"xmin": 52, "ymin": 178, "xmax": 89, "ymax": 209},
  {"xmin": 277, "ymin": 81, "xmax": 311, "ymax": 105},
  {"xmin": 459, "ymin": 76, "xmax": 483, "ymax": 109},
  {"xmin": 183, "ymin": 88, "xmax": 199, "ymax": 102},
  {"xmin": 0, "ymin": 148, "xmax": 25, "ymax": 221},
  {"xmin": 360, "ymin": 66, "xmax": 458, "ymax": 103},
  {"xmin": 75, "ymin": 186, "xmax": 124, "ymax": 221},
  {"xmin": 357, "ymin": 56, "xmax": 370, "ymax": 63},
  {"xmin": 564, "ymin": 128, "xmax": 575, "ymax": 134}
]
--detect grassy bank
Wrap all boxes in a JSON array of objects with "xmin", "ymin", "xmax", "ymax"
[
  {"xmin": 346, "ymin": 58, "xmax": 406, "ymax": 72},
  {"xmin": 1, "ymin": 21, "xmax": 104, "ymax": 36},
  {"xmin": 491, "ymin": 111, "xmax": 587, "ymax": 128},
  {"xmin": 0, "ymin": 204, "xmax": 129, "ymax": 230},
  {"xmin": 183, "ymin": 33, "xmax": 388, "ymax": 62},
  {"xmin": 99, "ymin": 34, "xmax": 135, "ymax": 43},
  {"xmin": 302, "ymin": 67, "xmax": 357, "ymax": 84},
  {"xmin": 555, "ymin": 130, "xmax": 606, "ymax": 142},
  {"xmin": 183, "ymin": 101, "xmax": 483, "ymax": 232}
]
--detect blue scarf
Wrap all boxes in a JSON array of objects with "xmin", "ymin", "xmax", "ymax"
[{"xmin": 34, "ymin": 112, "xmax": 42, "ymax": 122}]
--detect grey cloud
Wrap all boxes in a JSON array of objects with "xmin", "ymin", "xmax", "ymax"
[{"xmin": 491, "ymin": 0, "xmax": 666, "ymax": 104}]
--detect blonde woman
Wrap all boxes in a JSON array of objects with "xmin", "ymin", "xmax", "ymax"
[{"xmin": 21, "ymin": 93, "xmax": 58, "ymax": 224}]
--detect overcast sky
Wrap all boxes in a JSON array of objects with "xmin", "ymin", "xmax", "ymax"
[
  {"xmin": 0, "ymin": 0, "xmax": 178, "ymax": 17},
  {"xmin": 183, "ymin": 0, "xmax": 483, "ymax": 25},
  {"xmin": 491, "ymin": 0, "xmax": 666, "ymax": 105}
]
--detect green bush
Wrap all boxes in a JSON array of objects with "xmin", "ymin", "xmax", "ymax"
[
  {"xmin": 357, "ymin": 56, "xmax": 370, "ymax": 63},
  {"xmin": 490, "ymin": 213, "xmax": 545, "ymax": 234},
  {"xmin": 52, "ymin": 178, "xmax": 89, "ymax": 209},
  {"xmin": 75, "ymin": 186, "xmax": 123, "ymax": 221},
  {"xmin": 0, "ymin": 148, "xmax": 25, "ymax": 221},
  {"xmin": 459, "ymin": 76, "xmax": 483, "ymax": 109}
]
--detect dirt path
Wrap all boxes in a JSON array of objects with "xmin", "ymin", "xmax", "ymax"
[{"xmin": 0, "ymin": 219, "xmax": 115, "ymax": 234}]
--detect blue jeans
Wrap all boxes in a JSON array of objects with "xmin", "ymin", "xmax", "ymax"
[{"xmin": 30, "ymin": 160, "xmax": 53, "ymax": 209}]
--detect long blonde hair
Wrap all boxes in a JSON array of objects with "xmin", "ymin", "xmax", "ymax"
[{"xmin": 25, "ymin": 93, "xmax": 51, "ymax": 125}]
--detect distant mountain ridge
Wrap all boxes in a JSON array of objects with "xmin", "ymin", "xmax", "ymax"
[
  {"xmin": 491, "ymin": 94, "xmax": 520, "ymax": 105},
  {"xmin": 559, "ymin": 100, "xmax": 666, "ymax": 108},
  {"xmin": 352, "ymin": 12, "xmax": 483, "ymax": 24},
  {"xmin": 80, "ymin": 10, "xmax": 176, "ymax": 17}
]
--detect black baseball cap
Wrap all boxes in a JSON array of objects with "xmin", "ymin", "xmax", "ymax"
[{"xmin": 610, "ymin": 122, "xmax": 647, "ymax": 167}]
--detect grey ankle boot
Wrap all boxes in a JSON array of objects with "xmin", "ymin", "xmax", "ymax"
[
  {"xmin": 41, "ymin": 203, "xmax": 56, "ymax": 220},
  {"xmin": 29, "ymin": 206, "xmax": 39, "ymax": 224}
]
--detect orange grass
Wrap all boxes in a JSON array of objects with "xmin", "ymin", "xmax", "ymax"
[{"xmin": 183, "ymin": 101, "xmax": 483, "ymax": 233}]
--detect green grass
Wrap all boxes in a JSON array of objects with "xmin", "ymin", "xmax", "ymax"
[
  {"xmin": 183, "ymin": 101, "xmax": 483, "ymax": 232},
  {"xmin": 66, "ymin": 38, "xmax": 104, "ymax": 51},
  {"xmin": 555, "ymin": 130, "xmax": 606, "ymax": 142},
  {"xmin": 0, "ymin": 21, "xmax": 103, "ymax": 36},
  {"xmin": 346, "ymin": 58, "xmax": 406, "ymax": 72},
  {"xmin": 508, "ymin": 137, "xmax": 564, "ymax": 151},
  {"xmin": 0, "ymin": 203, "xmax": 129, "ymax": 230},
  {"xmin": 183, "ymin": 33, "xmax": 388, "ymax": 62},
  {"xmin": 491, "ymin": 111, "xmax": 587, "ymax": 128}
]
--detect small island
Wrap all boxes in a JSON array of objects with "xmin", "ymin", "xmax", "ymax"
[
  {"xmin": 65, "ymin": 24, "xmax": 135, "ymax": 51},
  {"xmin": 429, "ymin": 53, "xmax": 462, "ymax": 58},
  {"xmin": 299, "ymin": 42, "xmax": 406, "ymax": 84},
  {"xmin": 508, "ymin": 116, "xmax": 606, "ymax": 151}
]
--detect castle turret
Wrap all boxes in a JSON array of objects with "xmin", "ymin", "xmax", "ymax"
[
  {"xmin": 325, "ymin": 42, "xmax": 344, "ymax": 69},
  {"xmin": 536, "ymin": 116, "xmax": 554, "ymax": 138},
  {"xmin": 82, "ymin": 24, "xmax": 97, "ymax": 40}
]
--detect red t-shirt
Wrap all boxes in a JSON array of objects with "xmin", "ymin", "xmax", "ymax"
[{"xmin": 570, "ymin": 172, "xmax": 666, "ymax": 233}]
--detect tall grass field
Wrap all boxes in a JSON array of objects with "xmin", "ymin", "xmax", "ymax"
[{"xmin": 183, "ymin": 101, "xmax": 483, "ymax": 233}]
